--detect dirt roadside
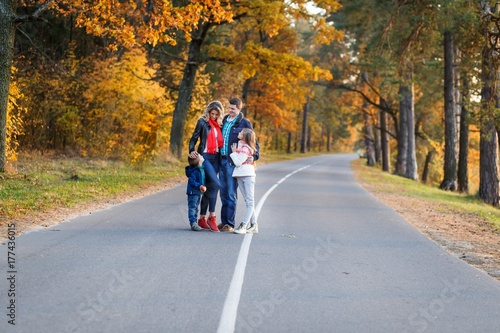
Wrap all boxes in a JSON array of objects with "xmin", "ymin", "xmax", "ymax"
[{"xmin": 354, "ymin": 176, "xmax": 500, "ymax": 282}]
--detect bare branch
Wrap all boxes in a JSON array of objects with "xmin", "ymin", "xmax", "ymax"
[{"xmin": 13, "ymin": 0, "xmax": 56, "ymax": 23}]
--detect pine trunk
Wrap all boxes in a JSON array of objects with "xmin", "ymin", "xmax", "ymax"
[
  {"xmin": 300, "ymin": 98, "xmax": 309, "ymax": 154},
  {"xmin": 457, "ymin": 75, "xmax": 469, "ymax": 193},
  {"xmin": 479, "ymin": 120, "xmax": 499, "ymax": 206},
  {"xmin": 373, "ymin": 121, "xmax": 380, "ymax": 164},
  {"xmin": 396, "ymin": 84, "xmax": 408, "ymax": 177},
  {"xmin": 422, "ymin": 150, "xmax": 434, "ymax": 184},
  {"xmin": 326, "ymin": 127, "xmax": 331, "ymax": 152},
  {"xmin": 363, "ymin": 101, "xmax": 375, "ymax": 166},
  {"xmin": 0, "ymin": 0, "xmax": 16, "ymax": 172},
  {"xmin": 287, "ymin": 132, "xmax": 292, "ymax": 154},
  {"xmin": 379, "ymin": 102, "xmax": 390, "ymax": 172},
  {"xmin": 405, "ymin": 81, "xmax": 418, "ymax": 180},
  {"xmin": 241, "ymin": 78, "xmax": 252, "ymax": 117},
  {"xmin": 440, "ymin": 31, "xmax": 457, "ymax": 191},
  {"xmin": 479, "ymin": 2, "xmax": 500, "ymax": 205}
]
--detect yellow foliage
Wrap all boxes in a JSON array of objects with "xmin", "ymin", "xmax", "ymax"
[
  {"xmin": 209, "ymin": 40, "xmax": 333, "ymax": 134},
  {"xmin": 7, "ymin": 67, "xmax": 25, "ymax": 162},
  {"xmin": 82, "ymin": 47, "xmax": 174, "ymax": 162},
  {"xmin": 58, "ymin": 0, "xmax": 234, "ymax": 47},
  {"xmin": 314, "ymin": 17, "xmax": 344, "ymax": 45}
]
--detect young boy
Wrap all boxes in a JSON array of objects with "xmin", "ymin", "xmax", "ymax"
[{"xmin": 185, "ymin": 152, "xmax": 207, "ymax": 231}]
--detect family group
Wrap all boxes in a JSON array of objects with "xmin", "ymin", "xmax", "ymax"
[{"xmin": 185, "ymin": 97, "xmax": 259, "ymax": 235}]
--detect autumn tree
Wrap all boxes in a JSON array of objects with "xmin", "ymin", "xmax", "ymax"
[
  {"xmin": 437, "ymin": 1, "xmax": 479, "ymax": 192},
  {"xmin": 478, "ymin": 1, "xmax": 500, "ymax": 206},
  {"xmin": 206, "ymin": 2, "xmax": 342, "ymax": 154},
  {"xmin": 0, "ymin": 0, "xmax": 234, "ymax": 169},
  {"xmin": 454, "ymin": 5, "xmax": 482, "ymax": 194},
  {"xmin": 0, "ymin": 0, "xmax": 62, "ymax": 171},
  {"xmin": 0, "ymin": 0, "xmax": 16, "ymax": 172}
]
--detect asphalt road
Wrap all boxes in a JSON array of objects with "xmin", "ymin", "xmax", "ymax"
[{"xmin": 1, "ymin": 153, "xmax": 499, "ymax": 333}]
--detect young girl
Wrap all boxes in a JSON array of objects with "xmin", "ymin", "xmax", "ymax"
[{"xmin": 230, "ymin": 128, "xmax": 258, "ymax": 234}]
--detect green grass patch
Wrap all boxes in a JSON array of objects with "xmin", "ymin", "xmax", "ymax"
[
  {"xmin": 351, "ymin": 158, "xmax": 500, "ymax": 230},
  {"xmin": 8, "ymin": 152, "xmax": 496, "ymax": 232},
  {"xmin": 0, "ymin": 155, "xmax": 184, "ymax": 221},
  {"xmin": 0, "ymin": 151, "xmax": 320, "ymax": 223}
]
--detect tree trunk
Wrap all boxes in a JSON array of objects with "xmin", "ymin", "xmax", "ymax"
[
  {"xmin": 300, "ymin": 98, "xmax": 309, "ymax": 154},
  {"xmin": 422, "ymin": 150, "xmax": 434, "ymax": 184},
  {"xmin": 440, "ymin": 31, "xmax": 458, "ymax": 191},
  {"xmin": 479, "ymin": 120, "xmax": 499, "ymax": 206},
  {"xmin": 241, "ymin": 78, "xmax": 252, "ymax": 117},
  {"xmin": 287, "ymin": 131, "xmax": 292, "ymax": 154},
  {"xmin": 373, "ymin": 120, "xmax": 380, "ymax": 164},
  {"xmin": 307, "ymin": 125, "xmax": 311, "ymax": 151},
  {"xmin": 379, "ymin": 107, "xmax": 390, "ymax": 172},
  {"xmin": 396, "ymin": 62, "xmax": 418, "ymax": 181},
  {"xmin": 478, "ymin": 1, "xmax": 500, "ymax": 206},
  {"xmin": 0, "ymin": 0, "xmax": 16, "ymax": 172},
  {"xmin": 362, "ymin": 101, "xmax": 376, "ymax": 166},
  {"xmin": 169, "ymin": 21, "xmax": 211, "ymax": 159},
  {"xmin": 396, "ymin": 84, "xmax": 408, "ymax": 176},
  {"xmin": 404, "ymin": 80, "xmax": 418, "ymax": 181},
  {"xmin": 457, "ymin": 75, "xmax": 469, "ymax": 193},
  {"xmin": 326, "ymin": 127, "xmax": 331, "ymax": 152}
]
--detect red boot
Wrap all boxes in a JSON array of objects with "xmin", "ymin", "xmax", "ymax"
[
  {"xmin": 207, "ymin": 216, "xmax": 220, "ymax": 232},
  {"xmin": 197, "ymin": 216, "xmax": 210, "ymax": 230}
]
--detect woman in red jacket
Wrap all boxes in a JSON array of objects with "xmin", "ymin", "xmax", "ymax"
[{"xmin": 188, "ymin": 101, "xmax": 224, "ymax": 232}]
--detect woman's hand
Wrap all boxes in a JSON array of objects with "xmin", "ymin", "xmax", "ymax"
[{"xmin": 189, "ymin": 151, "xmax": 198, "ymax": 159}]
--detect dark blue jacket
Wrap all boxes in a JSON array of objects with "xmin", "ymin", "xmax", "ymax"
[
  {"xmin": 222, "ymin": 113, "xmax": 260, "ymax": 163},
  {"xmin": 185, "ymin": 165, "xmax": 205, "ymax": 195}
]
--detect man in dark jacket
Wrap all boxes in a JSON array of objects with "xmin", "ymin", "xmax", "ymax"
[{"xmin": 218, "ymin": 97, "xmax": 259, "ymax": 232}]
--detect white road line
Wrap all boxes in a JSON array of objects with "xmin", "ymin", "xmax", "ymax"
[{"xmin": 216, "ymin": 164, "xmax": 312, "ymax": 333}]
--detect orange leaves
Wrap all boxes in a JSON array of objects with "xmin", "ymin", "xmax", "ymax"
[
  {"xmin": 213, "ymin": 42, "xmax": 332, "ymax": 84},
  {"xmin": 57, "ymin": 0, "xmax": 234, "ymax": 47},
  {"xmin": 313, "ymin": 17, "xmax": 344, "ymax": 45},
  {"xmin": 206, "ymin": 1, "xmax": 342, "ymax": 134},
  {"xmin": 72, "ymin": 48, "xmax": 174, "ymax": 161}
]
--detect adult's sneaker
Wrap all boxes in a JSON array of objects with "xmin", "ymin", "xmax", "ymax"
[
  {"xmin": 246, "ymin": 223, "xmax": 258, "ymax": 234},
  {"xmin": 234, "ymin": 223, "xmax": 247, "ymax": 235}
]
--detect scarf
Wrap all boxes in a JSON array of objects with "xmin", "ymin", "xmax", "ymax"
[{"xmin": 206, "ymin": 118, "xmax": 223, "ymax": 154}]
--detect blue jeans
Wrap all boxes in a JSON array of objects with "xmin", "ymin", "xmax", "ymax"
[
  {"xmin": 187, "ymin": 194, "xmax": 201, "ymax": 225},
  {"xmin": 200, "ymin": 153, "xmax": 220, "ymax": 215},
  {"xmin": 220, "ymin": 157, "xmax": 237, "ymax": 226}
]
